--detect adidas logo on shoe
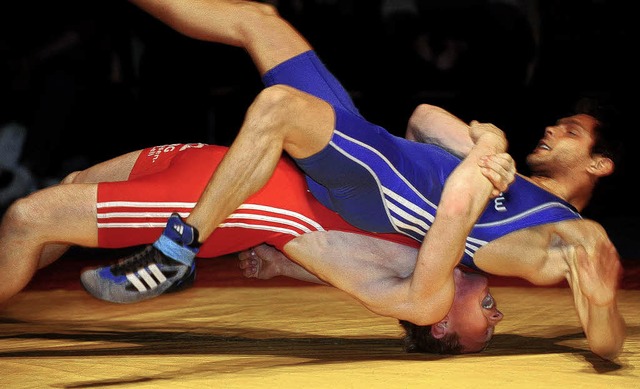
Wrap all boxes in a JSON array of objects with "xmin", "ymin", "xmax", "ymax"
[{"xmin": 80, "ymin": 246, "xmax": 196, "ymax": 304}]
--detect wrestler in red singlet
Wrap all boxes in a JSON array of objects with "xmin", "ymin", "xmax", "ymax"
[{"xmin": 96, "ymin": 143, "xmax": 419, "ymax": 257}]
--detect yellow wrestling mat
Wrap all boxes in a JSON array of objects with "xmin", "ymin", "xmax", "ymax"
[{"xmin": 1, "ymin": 286, "xmax": 639, "ymax": 388}]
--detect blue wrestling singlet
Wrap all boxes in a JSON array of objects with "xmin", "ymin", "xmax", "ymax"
[{"xmin": 262, "ymin": 51, "xmax": 582, "ymax": 270}]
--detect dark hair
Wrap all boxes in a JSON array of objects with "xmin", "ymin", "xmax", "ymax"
[
  {"xmin": 572, "ymin": 95, "xmax": 624, "ymax": 168},
  {"xmin": 569, "ymin": 94, "xmax": 628, "ymax": 219},
  {"xmin": 398, "ymin": 320, "xmax": 465, "ymax": 354}
]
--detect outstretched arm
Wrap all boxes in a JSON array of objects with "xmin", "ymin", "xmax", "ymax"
[{"xmin": 563, "ymin": 228, "xmax": 626, "ymax": 361}]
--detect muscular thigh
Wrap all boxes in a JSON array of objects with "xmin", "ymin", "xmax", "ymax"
[{"xmin": 70, "ymin": 150, "xmax": 142, "ymax": 184}]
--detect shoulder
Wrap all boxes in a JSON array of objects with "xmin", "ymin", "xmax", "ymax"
[
  {"xmin": 553, "ymin": 218, "xmax": 608, "ymax": 240},
  {"xmin": 475, "ymin": 219, "xmax": 610, "ymax": 284}
]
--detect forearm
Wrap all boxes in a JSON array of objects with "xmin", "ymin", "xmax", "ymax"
[
  {"xmin": 410, "ymin": 125, "xmax": 507, "ymax": 305},
  {"xmin": 406, "ymin": 104, "xmax": 474, "ymax": 158},
  {"xmin": 279, "ymin": 261, "xmax": 327, "ymax": 284},
  {"xmin": 412, "ymin": 144, "xmax": 497, "ymax": 282}
]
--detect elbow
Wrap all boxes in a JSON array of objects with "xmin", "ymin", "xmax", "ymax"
[
  {"xmin": 407, "ymin": 104, "xmax": 441, "ymax": 131},
  {"xmin": 590, "ymin": 329, "xmax": 626, "ymax": 361},
  {"xmin": 411, "ymin": 103, "xmax": 444, "ymax": 119},
  {"xmin": 592, "ymin": 344, "xmax": 624, "ymax": 361}
]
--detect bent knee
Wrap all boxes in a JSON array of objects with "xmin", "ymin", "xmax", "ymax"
[
  {"xmin": 254, "ymin": 85, "xmax": 300, "ymax": 110},
  {"xmin": 236, "ymin": 86, "xmax": 294, "ymax": 146},
  {"xmin": 254, "ymin": 85, "xmax": 327, "ymax": 119},
  {"xmin": 249, "ymin": 85, "xmax": 308, "ymax": 128},
  {"xmin": 60, "ymin": 170, "xmax": 82, "ymax": 184},
  {"xmin": 234, "ymin": 2, "xmax": 283, "ymax": 39},
  {"xmin": 239, "ymin": 2, "xmax": 283, "ymax": 27},
  {"xmin": 249, "ymin": 85, "xmax": 333, "ymax": 157},
  {"xmin": 241, "ymin": 1, "xmax": 279, "ymax": 17},
  {"xmin": 2, "ymin": 195, "xmax": 40, "ymax": 233}
]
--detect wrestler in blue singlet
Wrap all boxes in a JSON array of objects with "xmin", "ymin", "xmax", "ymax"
[{"xmin": 262, "ymin": 51, "xmax": 581, "ymax": 270}]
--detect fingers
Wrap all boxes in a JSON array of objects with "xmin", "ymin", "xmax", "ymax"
[
  {"xmin": 468, "ymin": 121, "xmax": 509, "ymax": 156},
  {"xmin": 237, "ymin": 248, "xmax": 260, "ymax": 278},
  {"xmin": 469, "ymin": 120, "xmax": 505, "ymax": 139},
  {"xmin": 237, "ymin": 249, "xmax": 251, "ymax": 261},
  {"xmin": 574, "ymin": 242, "xmax": 621, "ymax": 306},
  {"xmin": 479, "ymin": 153, "xmax": 516, "ymax": 196}
]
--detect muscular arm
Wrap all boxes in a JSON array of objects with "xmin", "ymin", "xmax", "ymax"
[
  {"xmin": 285, "ymin": 123, "xmax": 510, "ymax": 324},
  {"xmin": 562, "ymin": 223, "xmax": 626, "ymax": 361},
  {"xmin": 243, "ymin": 123, "xmax": 511, "ymax": 324},
  {"xmin": 398, "ymin": 122, "xmax": 509, "ymax": 324},
  {"xmin": 407, "ymin": 104, "xmax": 514, "ymax": 197},
  {"xmin": 475, "ymin": 220, "xmax": 626, "ymax": 360},
  {"xmin": 406, "ymin": 104, "xmax": 474, "ymax": 158}
]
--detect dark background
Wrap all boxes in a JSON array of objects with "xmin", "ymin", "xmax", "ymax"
[{"xmin": 1, "ymin": 0, "xmax": 638, "ymax": 259}]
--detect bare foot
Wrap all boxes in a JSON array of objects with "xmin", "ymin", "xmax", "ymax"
[{"xmin": 238, "ymin": 244, "xmax": 286, "ymax": 279}]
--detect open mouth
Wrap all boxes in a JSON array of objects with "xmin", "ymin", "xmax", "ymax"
[{"xmin": 535, "ymin": 141, "xmax": 551, "ymax": 151}]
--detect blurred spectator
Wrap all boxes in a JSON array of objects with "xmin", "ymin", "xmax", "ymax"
[
  {"xmin": 0, "ymin": 122, "xmax": 35, "ymax": 210},
  {"xmin": 0, "ymin": 1, "xmax": 136, "ymax": 186}
]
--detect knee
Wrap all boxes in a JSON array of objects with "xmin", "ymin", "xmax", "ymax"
[
  {"xmin": 2, "ymin": 195, "xmax": 39, "ymax": 234},
  {"xmin": 233, "ymin": 2, "xmax": 284, "ymax": 42},
  {"xmin": 239, "ymin": 2, "xmax": 281, "ymax": 27},
  {"xmin": 242, "ymin": 1, "xmax": 279, "ymax": 17},
  {"xmin": 244, "ymin": 85, "xmax": 307, "ymax": 135},
  {"xmin": 60, "ymin": 170, "xmax": 81, "ymax": 184},
  {"xmin": 245, "ymin": 85, "xmax": 333, "ymax": 157},
  {"xmin": 254, "ymin": 85, "xmax": 301, "ymax": 113}
]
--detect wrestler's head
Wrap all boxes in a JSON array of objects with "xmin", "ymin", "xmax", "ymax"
[
  {"xmin": 399, "ymin": 267, "xmax": 503, "ymax": 354},
  {"xmin": 526, "ymin": 96, "xmax": 621, "ymax": 187}
]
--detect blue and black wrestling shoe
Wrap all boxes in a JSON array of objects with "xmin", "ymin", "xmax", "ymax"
[{"xmin": 81, "ymin": 213, "xmax": 200, "ymax": 304}]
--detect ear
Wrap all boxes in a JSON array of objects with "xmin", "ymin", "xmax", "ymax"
[
  {"xmin": 588, "ymin": 155, "xmax": 614, "ymax": 178},
  {"xmin": 430, "ymin": 318, "xmax": 450, "ymax": 339}
]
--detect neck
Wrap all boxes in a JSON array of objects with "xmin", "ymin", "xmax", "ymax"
[{"xmin": 527, "ymin": 174, "xmax": 594, "ymax": 212}]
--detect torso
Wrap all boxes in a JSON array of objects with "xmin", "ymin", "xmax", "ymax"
[
  {"xmin": 264, "ymin": 50, "xmax": 584, "ymax": 272},
  {"xmin": 261, "ymin": 50, "xmax": 597, "ymax": 293}
]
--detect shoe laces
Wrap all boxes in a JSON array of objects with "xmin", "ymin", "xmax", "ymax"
[{"xmin": 110, "ymin": 246, "xmax": 166, "ymax": 276}]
